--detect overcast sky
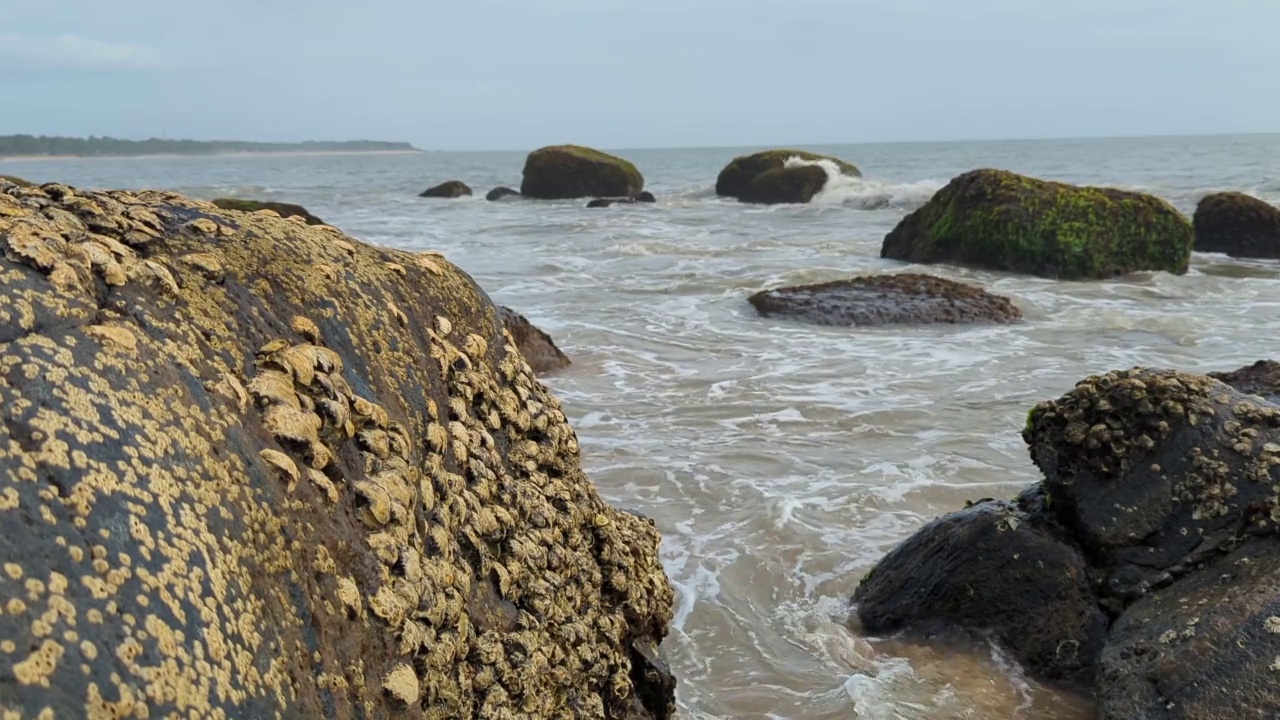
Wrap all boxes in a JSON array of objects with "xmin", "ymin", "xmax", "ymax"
[{"xmin": 1, "ymin": 0, "xmax": 1276, "ymax": 150}]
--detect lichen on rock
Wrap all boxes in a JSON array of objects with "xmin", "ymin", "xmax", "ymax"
[
  {"xmin": 520, "ymin": 146, "xmax": 644, "ymax": 200},
  {"xmin": 0, "ymin": 181, "xmax": 675, "ymax": 718},
  {"xmin": 715, "ymin": 150, "xmax": 860, "ymax": 201},
  {"xmin": 881, "ymin": 168, "xmax": 1194, "ymax": 279}
]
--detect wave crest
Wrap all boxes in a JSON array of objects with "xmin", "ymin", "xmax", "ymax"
[{"xmin": 783, "ymin": 156, "xmax": 943, "ymax": 210}]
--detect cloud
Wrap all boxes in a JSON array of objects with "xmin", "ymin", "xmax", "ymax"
[{"xmin": 0, "ymin": 34, "xmax": 168, "ymax": 70}]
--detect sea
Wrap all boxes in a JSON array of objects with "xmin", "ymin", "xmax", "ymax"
[{"xmin": 4, "ymin": 134, "xmax": 1279, "ymax": 719}]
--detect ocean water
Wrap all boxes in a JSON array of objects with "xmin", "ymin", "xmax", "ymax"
[{"xmin": 5, "ymin": 134, "xmax": 1280, "ymax": 719}]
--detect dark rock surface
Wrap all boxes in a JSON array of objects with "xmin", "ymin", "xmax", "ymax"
[
  {"xmin": 1193, "ymin": 191, "xmax": 1280, "ymax": 259},
  {"xmin": 854, "ymin": 501, "xmax": 1108, "ymax": 684},
  {"xmin": 747, "ymin": 273, "xmax": 1022, "ymax": 327},
  {"xmin": 715, "ymin": 150, "xmax": 859, "ymax": 200},
  {"xmin": 881, "ymin": 169, "xmax": 1194, "ymax": 280},
  {"xmin": 486, "ymin": 186, "xmax": 521, "ymax": 201},
  {"xmin": 210, "ymin": 197, "xmax": 327, "ymax": 225},
  {"xmin": 0, "ymin": 182, "xmax": 674, "ymax": 718},
  {"xmin": 739, "ymin": 165, "xmax": 829, "ymax": 205},
  {"xmin": 1210, "ymin": 359, "xmax": 1280, "ymax": 404},
  {"xmin": 520, "ymin": 145, "xmax": 644, "ymax": 200},
  {"xmin": 497, "ymin": 306, "xmax": 572, "ymax": 375},
  {"xmin": 587, "ymin": 191, "xmax": 656, "ymax": 208},
  {"xmin": 419, "ymin": 180, "xmax": 472, "ymax": 198}
]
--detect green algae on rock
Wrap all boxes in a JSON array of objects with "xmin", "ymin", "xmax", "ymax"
[
  {"xmin": 738, "ymin": 165, "xmax": 829, "ymax": 205},
  {"xmin": 0, "ymin": 182, "xmax": 675, "ymax": 718},
  {"xmin": 420, "ymin": 180, "xmax": 473, "ymax": 199},
  {"xmin": 210, "ymin": 197, "xmax": 327, "ymax": 226},
  {"xmin": 881, "ymin": 169, "xmax": 1194, "ymax": 279},
  {"xmin": 714, "ymin": 149, "xmax": 860, "ymax": 200},
  {"xmin": 1193, "ymin": 191, "xmax": 1280, "ymax": 259},
  {"xmin": 748, "ymin": 273, "xmax": 1022, "ymax": 327},
  {"xmin": 520, "ymin": 145, "xmax": 644, "ymax": 200}
]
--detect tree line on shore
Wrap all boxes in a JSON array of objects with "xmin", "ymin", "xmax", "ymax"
[{"xmin": 0, "ymin": 134, "xmax": 416, "ymax": 157}]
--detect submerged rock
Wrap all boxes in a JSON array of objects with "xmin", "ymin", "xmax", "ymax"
[
  {"xmin": 739, "ymin": 165, "xmax": 829, "ymax": 205},
  {"xmin": 715, "ymin": 149, "xmax": 860, "ymax": 200},
  {"xmin": 211, "ymin": 197, "xmax": 326, "ymax": 225},
  {"xmin": 881, "ymin": 169, "xmax": 1194, "ymax": 279},
  {"xmin": 0, "ymin": 183, "xmax": 674, "ymax": 718},
  {"xmin": 1210, "ymin": 359, "xmax": 1280, "ymax": 404},
  {"xmin": 1193, "ymin": 191, "xmax": 1280, "ymax": 259},
  {"xmin": 419, "ymin": 180, "xmax": 473, "ymax": 198},
  {"xmin": 0, "ymin": 174, "xmax": 32, "ymax": 187},
  {"xmin": 520, "ymin": 145, "xmax": 644, "ymax": 200},
  {"xmin": 747, "ymin": 273, "xmax": 1022, "ymax": 327},
  {"xmin": 497, "ymin": 306, "xmax": 572, "ymax": 375},
  {"xmin": 853, "ymin": 500, "xmax": 1108, "ymax": 684},
  {"xmin": 586, "ymin": 191, "xmax": 656, "ymax": 208},
  {"xmin": 486, "ymin": 186, "xmax": 521, "ymax": 201},
  {"xmin": 1098, "ymin": 538, "xmax": 1280, "ymax": 719}
]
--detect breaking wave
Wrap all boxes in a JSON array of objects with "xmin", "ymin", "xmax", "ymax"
[{"xmin": 783, "ymin": 156, "xmax": 943, "ymax": 211}]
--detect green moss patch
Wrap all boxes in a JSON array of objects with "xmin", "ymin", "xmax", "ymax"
[{"xmin": 519, "ymin": 145, "xmax": 644, "ymax": 200}]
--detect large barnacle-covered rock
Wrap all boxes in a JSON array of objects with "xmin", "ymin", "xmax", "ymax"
[{"xmin": 0, "ymin": 179, "xmax": 675, "ymax": 718}]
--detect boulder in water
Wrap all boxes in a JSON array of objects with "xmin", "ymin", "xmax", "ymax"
[
  {"xmin": 0, "ymin": 181, "xmax": 675, "ymax": 719},
  {"xmin": 854, "ymin": 499, "xmax": 1108, "ymax": 684},
  {"xmin": 1193, "ymin": 191, "xmax": 1280, "ymax": 259},
  {"xmin": 497, "ymin": 306, "xmax": 572, "ymax": 374},
  {"xmin": 586, "ymin": 191, "xmax": 657, "ymax": 208},
  {"xmin": 520, "ymin": 145, "xmax": 644, "ymax": 200},
  {"xmin": 715, "ymin": 149, "xmax": 860, "ymax": 200},
  {"xmin": 211, "ymin": 197, "xmax": 326, "ymax": 225},
  {"xmin": 419, "ymin": 180, "xmax": 473, "ymax": 198},
  {"xmin": 747, "ymin": 273, "xmax": 1022, "ymax": 326},
  {"xmin": 739, "ymin": 165, "xmax": 829, "ymax": 205},
  {"xmin": 486, "ymin": 186, "xmax": 522, "ymax": 201},
  {"xmin": 881, "ymin": 169, "xmax": 1194, "ymax": 279}
]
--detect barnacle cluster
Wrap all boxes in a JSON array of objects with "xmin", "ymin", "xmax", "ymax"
[{"xmin": 0, "ymin": 177, "xmax": 674, "ymax": 719}]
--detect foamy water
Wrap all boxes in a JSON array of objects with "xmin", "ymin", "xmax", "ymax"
[{"xmin": 5, "ymin": 135, "xmax": 1279, "ymax": 719}]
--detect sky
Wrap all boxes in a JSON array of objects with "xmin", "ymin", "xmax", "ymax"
[{"xmin": 1, "ymin": 0, "xmax": 1277, "ymax": 151}]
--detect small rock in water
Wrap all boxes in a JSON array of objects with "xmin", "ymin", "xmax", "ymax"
[
  {"xmin": 1193, "ymin": 192, "xmax": 1280, "ymax": 259},
  {"xmin": 747, "ymin": 273, "xmax": 1022, "ymax": 327},
  {"xmin": 419, "ymin": 180, "xmax": 472, "ymax": 198},
  {"xmin": 485, "ymin": 186, "xmax": 521, "ymax": 201},
  {"xmin": 1209, "ymin": 359, "xmax": 1280, "ymax": 404},
  {"xmin": 586, "ymin": 191, "xmax": 657, "ymax": 208},
  {"xmin": 498, "ymin": 306, "xmax": 571, "ymax": 374}
]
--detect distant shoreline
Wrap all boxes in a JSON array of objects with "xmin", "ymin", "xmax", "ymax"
[{"xmin": 0, "ymin": 149, "xmax": 425, "ymax": 162}]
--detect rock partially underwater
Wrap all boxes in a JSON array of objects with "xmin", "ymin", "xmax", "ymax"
[
  {"xmin": 855, "ymin": 365, "xmax": 1280, "ymax": 718},
  {"xmin": 485, "ymin": 187, "xmax": 521, "ymax": 202},
  {"xmin": 211, "ymin": 197, "xmax": 327, "ymax": 226},
  {"xmin": 586, "ymin": 192, "xmax": 656, "ymax": 209},
  {"xmin": 420, "ymin": 180, "xmax": 473, "ymax": 199},
  {"xmin": 881, "ymin": 169, "xmax": 1194, "ymax": 280},
  {"xmin": 520, "ymin": 146, "xmax": 644, "ymax": 200},
  {"xmin": 714, "ymin": 149, "xmax": 860, "ymax": 202},
  {"xmin": 1209, "ymin": 359, "xmax": 1280, "ymax": 404},
  {"xmin": 0, "ymin": 182, "xmax": 675, "ymax": 718},
  {"xmin": 1193, "ymin": 191, "xmax": 1280, "ymax": 259},
  {"xmin": 748, "ymin": 273, "xmax": 1021, "ymax": 327}
]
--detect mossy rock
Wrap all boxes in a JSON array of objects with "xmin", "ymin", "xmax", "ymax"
[
  {"xmin": 0, "ymin": 174, "xmax": 33, "ymax": 187},
  {"xmin": 881, "ymin": 169, "xmax": 1194, "ymax": 280},
  {"xmin": 748, "ymin": 273, "xmax": 1022, "ymax": 326},
  {"xmin": 420, "ymin": 180, "xmax": 472, "ymax": 199},
  {"xmin": 0, "ymin": 182, "xmax": 676, "ymax": 718},
  {"xmin": 715, "ymin": 149, "xmax": 860, "ymax": 200},
  {"xmin": 211, "ymin": 197, "xmax": 326, "ymax": 226},
  {"xmin": 497, "ymin": 306, "xmax": 571, "ymax": 374},
  {"xmin": 520, "ymin": 145, "xmax": 644, "ymax": 200},
  {"xmin": 1193, "ymin": 191, "xmax": 1280, "ymax": 259},
  {"xmin": 739, "ymin": 165, "xmax": 829, "ymax": 204}
]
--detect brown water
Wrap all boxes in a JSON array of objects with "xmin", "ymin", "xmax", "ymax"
[{"xmin": 5, "ymin": 134, "xmax": 1279, "ymax": 718}]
